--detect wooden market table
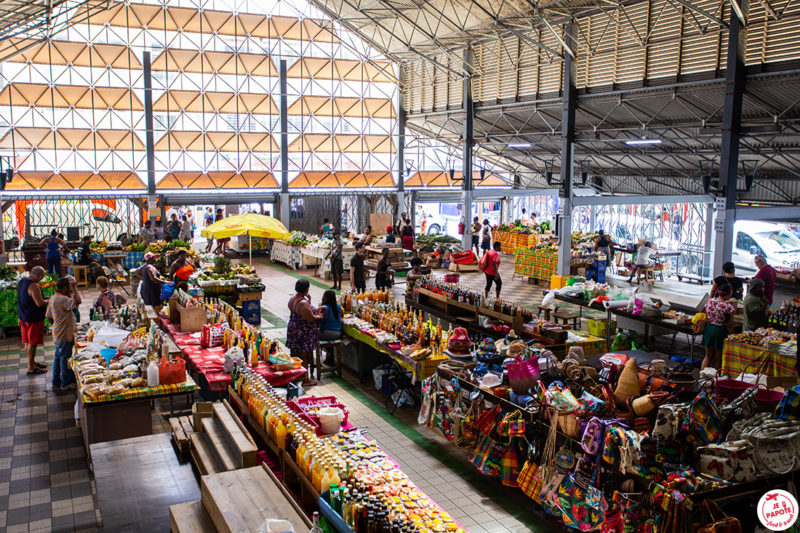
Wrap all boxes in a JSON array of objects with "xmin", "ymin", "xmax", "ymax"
[
  {"xmin": 611, "ymin": 307, "xmax": 699, "ymax": 360},
  {"xmin": 76, "ymin": 374, "xmax": 198, "ymax": 461}
]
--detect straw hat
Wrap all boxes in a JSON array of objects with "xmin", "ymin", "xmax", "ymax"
[{"xmin": 479, "ymin": 373, "xmax": 502, "ymax": 390}]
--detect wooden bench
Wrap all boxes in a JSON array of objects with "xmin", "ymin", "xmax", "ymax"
[
  {"xmin": 313, "ymin": 339, "xmax": 343, "ymax": 380},
  {"xmin": 553, "ymin": 310, "xmax": 580, "ymax": 330}
]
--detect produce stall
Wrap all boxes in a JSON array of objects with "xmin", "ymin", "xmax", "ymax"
[
  {"xmin": 271, "ymin": 241, "xmax": 305, "ymax": 270},
  {"xmin": 301, "ymin": 238, "xmax": 356, "ymax": 279},
  {"xmin": 721, "ymin": 329, "xmax": 799, "ymax": 380},
  {"xmin": 0, "ymin": 268, "xmax": 57, "ymax": 328}
]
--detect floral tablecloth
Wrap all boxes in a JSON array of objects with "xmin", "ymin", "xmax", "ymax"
[
  {"xmin": 159, "ymin": 316, "xmax": 306, "ymax": 391},
  {"xmin": 721, "ymin": 339, "xmax": 797, "ymax": 377},
  {"xmin": 343, "ymin": 323, "xmax": 446, "ymax": 382}
]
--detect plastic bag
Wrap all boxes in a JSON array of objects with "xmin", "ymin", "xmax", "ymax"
[
  {"xmin": 256, "ymin": 519, "xmax": 295, "ymax": 533},
  {"xmin": 223, "ymin": 346, "xmax": 244, "ymax": 373},
  {"xmin": 540, "ymin": 291, "xmax": 556, "ymax": 309},
  {"xmin": 160, "ymin": 281, "xmax": 176, "ymax": 301},
  {"xmin": 158, "ymin": 356, "xmax": 187, "ymax": 385},
  {"xmin": 610, "ymin": 331, "xmax": 632, "ymax": 352}
]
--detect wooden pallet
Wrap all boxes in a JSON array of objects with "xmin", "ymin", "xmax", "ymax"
[
  {"xmin": 169, "ymin": 415, "xmax": 195, "ymax": 454},
  {"xmin": 448, "ymin": 261, "xmax": 479, "ymax": 272},
  {"xmin": 201, "ymin": 466, "xmax": 310, "ymax": 533},
  {"xmin": 169, "ymin": 500, "xmax": 214, "ymax": 533}
]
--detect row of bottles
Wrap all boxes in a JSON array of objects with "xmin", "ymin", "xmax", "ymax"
[
  {"xmin": 340, "ymin": 289, "xmax": 391, "ymax": 312},
  {"xmin": 770, "ymin": 300, "xmax": 800, "ymax": 331},
  {"xmin": 232, "ymin": 367, "xmax": 463, "ymax": 532},
  {"xmin": 417, "ymin": 276, "xmax": 535, "ymax": 320},
  {"xmin": 349, "ymin": 299, "xmax": 452, "ymax": 355}
]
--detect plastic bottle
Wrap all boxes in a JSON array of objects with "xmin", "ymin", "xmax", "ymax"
[{"xmin": 147, "ymin": 360, "xmax": 160, "ymax": 387}]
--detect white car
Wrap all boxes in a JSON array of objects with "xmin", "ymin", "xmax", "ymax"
[{"xmin": 732, "ymin": 221, "xmax": 800, "ymax": 273}]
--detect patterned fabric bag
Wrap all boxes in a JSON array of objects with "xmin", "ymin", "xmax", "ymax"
[
  {"xmin": 682, "ymin": 392, "xmax": 723, "ymax": 445},
  {"xmin": 517, "ymin": 460, "xmax": 539, "ymax": 498},
  {"xmin": 507, "ymin": 357, "xmax": 540, "ymax": 395},
  {"xmin": 500, "ymin": 440, "xmax": 521, "ymax": 487},
  {"xmin": 697, "ymin": 440, "xmax": 757, "ymax": 482},
  {"xmin": 557, "ymin": 475, "xmax": 608, "ymax": 531},
  {"xmin": 653, "ymin": 403, "xmax": 689, "ymax": 440},
  {"xmin": 201, "ymin": 323, "xmax": 227, "ymax": 348},
  {"xmin": 469, "ymin": 435, "xmax": 506, "ymax": 477},
  {"xmin": 474, "ymin": 403, "xmax": 502, "ymax": 435},
  {"xmin": 775, "ymin": 384, "xmax": 800, "ymax": 421},
  {"xmin": 497, "ymin": 410, "xmax": 525, "ymax": 438}
]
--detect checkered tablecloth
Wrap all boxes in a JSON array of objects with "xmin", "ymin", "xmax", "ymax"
[
  {"xmin": 343, "ymin": 324, "xmax": 447, "ymax": 382},
  {"xmin": 73, "ymin": 360, "xmax": 198, "ymax": 404},
  {"xmin": 495, "ymin": 231, "xmax": 539, "ymax": 257},
  {"xmin": 513, "ymin": 247, "xmax": 557, "ymax": 280},
  {"xmin": 566, "ymin": 332, "xmax": 608, "ymax": 356},
  {"xmin": 159, "ymin": 317, "xmax": 306, "ymax": 391},
  {"xmin": 721, "ymin": 339, "xmax": 797, "ymax": 377}
]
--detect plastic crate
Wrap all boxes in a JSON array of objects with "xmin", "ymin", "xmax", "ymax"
[{"xmin": 286, "ymin": 395, "xmax": 350, "ymax": 435}]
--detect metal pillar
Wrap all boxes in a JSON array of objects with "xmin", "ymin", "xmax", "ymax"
[
  {"xmin": 461, "ymin": 48, "xmax": 474, "ymax": 252},
  {"xmin": 712, "ymin": 0, "xmax": 748, "ymax": 275},
  {"xmin": 557, "ymin": 24, "xmax": 576, "ymax": 276},
  {"xmin": 143, "ymin": 52, "xmax": 155, "ymax": 195},
  {"xmin": 279, "ymin": 59, "xmax": 290, "ymax": 228},
  {"xmin": 396, "ymin": 68, "xmax": 407, "ymax": 225},
  {"xmin": 589, "ymin": 204, "xmax": 597, "ymax": 233}
]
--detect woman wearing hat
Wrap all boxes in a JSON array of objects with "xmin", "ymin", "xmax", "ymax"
[
  {"xmin": 140, "ymin": 252, "xmax": 167, "ymax": 314},
  {"xmin": 384, "ymin": 226, "xmax": 396, "ymax": 244},
  {"xmin": 701, "ymin": 284, "xmax": 735, "ymax": 369}
]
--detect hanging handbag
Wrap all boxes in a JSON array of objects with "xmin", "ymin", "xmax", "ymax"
[
  {"xmin": 517, "ymin": 459, "xmax": 539, "ymax": 499},
  {"xmin": 682, "ymin": 391, "xmax": 723, "ymax": 445},
  {"xmin": 697, "ymin": 440, "xmax": 757, "ymax": 482},
  {"xmin": 696, "ymin": 499, "xmax": 742, "ymax": 533},
  {"xmin": 474, "ymin": 403, "xmax": 502, "ymax": 435},
  {"xmin": 507, "ymin": 357, "xmax": 540, "ymax": 395},
  {"xmin": 653, "ymin": 402, "xmax": 689, "ymax": 440},
  {"xmin": 500, "ymin": 439, "xmax": 521, "ymax": 487},
  {"xmin": 497, "ymin": 410, "xmax": 525, "ymax": 438}
]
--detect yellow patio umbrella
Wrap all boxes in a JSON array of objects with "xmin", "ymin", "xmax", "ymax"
[{"xmin": 201, "ymin": 213, "xmax": 291, "ymax": 264}]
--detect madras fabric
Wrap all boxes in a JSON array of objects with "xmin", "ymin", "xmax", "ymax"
[
  {"xmin": 517, "ymin": 460, "xmax": 539, "ymax": 498},
  {"xmin": 160, "ymin": 316, "xmax": 305, "ymax": 391},
  {"xmin": 566, "ymin": 332, "xmax": 608, "ymax": 356},
  {"xmin": 494, "ymin": 231, "xmax": 539, "ymax": 257},
  {"xmin": 721, "ymin": 339, "xmax": 797, "ymax": 377},
  {"xmin": 343, "ymin": 324, "xmax": 448, "ymax": 382},
  {"xmin": 72, "ymin": 360, "xmax": 198, "ymax": 404},
  {"xmin": 513, "ymin": 247, "xmax": 557, "ymax": 281}
]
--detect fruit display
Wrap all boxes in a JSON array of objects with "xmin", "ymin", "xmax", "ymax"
[
  {"xmin": 124, "ymin": 242, "xmax": 148, "ymax": 253},
  {"xmin": 163, "ymin": 239, "xmax": 190, "ymax": 251},
  {"xmin": 0, "ymin": 264, "xmax": 18, "ymax": 281},
  {"xmin": 90, "ymin": 241, "xmax": 108, "ymax": 254},
  {"xmin": 728, "ymin": 328, "xmax": 797, "ymax": 346},
  {"xmin": 287, "ymin": 231, "xmax": 311, "ymax": 246},
  {"xmin": 415, "ymin": 234, "xmax": 460, "ymax": 253}
]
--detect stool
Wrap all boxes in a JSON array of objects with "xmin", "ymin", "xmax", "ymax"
[
  {"xmin": 314, "ymin": 339, "xmax": 343, "ymax": 380},
  {"xmin": 537, "ymin": 305, "xmax": 552, "ymax": 321},
  {"xmin": 72, "ymin": 265, "xmax": 89, "ymax": 287},
  {"xmin": 553, "ymin": 311, "xmax": 580, "ymax": 330},
  {"xmin": 637, "ymin": 267, "xmax": 655, "ymax": 283}
]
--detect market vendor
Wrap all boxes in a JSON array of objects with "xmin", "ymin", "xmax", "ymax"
[
  {"xmin": 710, "ymin": 261, "xmax": 744, "ymax": 300},
  {"xmin": 362, "ymin": 225, "xmax": 373, "ymax": 246},
  {"xmin": 754, "ymin": 254, "xmax": 778, "ymax": 306},
  {"xmin": 529, "ymin": 211, "xmax": 538, "ymax": 226},
  {"xmin": 426, "ymin": 246, "xmax": 443, "ymax": 268},
  {"xmin": 41, "ymin": 230, "xmax": 68, "ymax": 277},
  {"xmin": 327, "ymin": 231, "xmax": 344, "ymax": 291},
  {"xmin": 320, "ymin": 218, "xmax": 335, "ymax": 238},
  {"xmin": 140, "ymin": 252, "xmax": 167, "ymax": 314},
  {"xmin": 154, "ymin": 219, "xmax": 165, "ymax": 241},
  {"xmin": 701, "ymin": 284, "xmax": 735, "ymax": 369},
  {"xmin": 627, "ymin": 241, "xmax": 655, "ymax": 283},
  {"xmin": 75, "ymin": 236, "xmax": 93, "ymax": 266},
  {"xmin": 471, "ymin": 216, "xmax": 481, "ymax": 257},
  {"xmin": 385, "ymin": 226, "xmax": 396, "ymax": 244},
  {"xmin": 593, "ymin": 229, "xmax": 616, "ymax": 263},
  {"xmin": 743, "ymin": 278, "xmax": 769, "ymax": 332},
  {"xmin": 139, "ymin": 220, "xmax": 155, "ymax": 244},
  {"xmin": 375, "ymin": 248, "xmax": 393, "ymax": 290},
  {"xmin": 93, "ymin": 276, "xmax": 116, "ymax": 315},
  {"xmin": 18, "ymin": 266, "xmax": 48, "ymax": 375}
]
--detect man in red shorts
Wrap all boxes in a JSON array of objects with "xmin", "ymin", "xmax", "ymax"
[{"xmin": 18, "ymin": 266, "xmax": 48, "ymax": 375}]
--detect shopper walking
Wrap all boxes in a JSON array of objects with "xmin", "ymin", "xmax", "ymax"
[
  {"xmin": 140, "ymin": 252, "xmax": 167, "ymax": 314},
  {"xmin": 139, "ymin": 220, "xmax": 155, "ymax": 244},
  {"xmin": 18, "ymin": 266, "xmax": 48, "ymax": 375},
  {"xmin": 93, "ymin": 276, "xmax": 116, "ymax": 316},
  {"xmin": 754, "ymin": 254, "xmax": 778, "ymax": 306},
  {"xmin": 41, "ymin": 230, "xmax": 68, "ymax": 277},
  {"xmin": 710, "ymin": 261, "xmax": 744, "ymax": 299},
  {"xmin": 482, "ymin": 241, "xmax": 502, "ymax": 298},
  {"xmin": 46, "ymin": 277, "xmax": 78, "ymax": 391},
  {"xmin": 350, "ymin": 242, "xmax": 366, "ymax": 292},
  {"xmin": 167, "ymin": 213, "xmax": 181, "ymax": 241},
  {"xmin": 701, "ymin": 284, "xmax": 735, "ymax": 369},
  {"xmin": 179, "ymin": 215, "xmax": 193, "ymax": 242},
  {"xmin": 327, "ymin": 231, "xmax": 344, "ymax": 291},
  {"xmin": 480, "ymin": 219, "xmax": 492, "ymax": 253},
  {"xmin": 471, "ymin": 216, "xmax": 481, "ymax": 257},
  {"xmin": 375, "ymin": 247, "xmax": 393, "ymax": 290},
  {"xmin": 743, "ymin": 278, "xmax": 769, "ymax": 332},
  {"xmin": 286, "ymin": 279, "xmax": 321, "ymax": 385}
]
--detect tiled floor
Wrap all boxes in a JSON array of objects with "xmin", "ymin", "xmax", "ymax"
[{"xmin": 0, "ymin": 252, "xmax": 696, "ymax": 532}]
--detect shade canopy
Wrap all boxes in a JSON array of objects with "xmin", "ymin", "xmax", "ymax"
[{"xmin": 201, "ymin": 213, "xmax": 290, "ymax": 240}]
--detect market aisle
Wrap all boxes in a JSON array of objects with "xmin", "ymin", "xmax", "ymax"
[
  {"xmin": 0, "ymin": 336, "xmax": 102, "ymax": 533},
  {"xmin": 252, "ymin": 259, "xmax": 557, "ymax": 533}
]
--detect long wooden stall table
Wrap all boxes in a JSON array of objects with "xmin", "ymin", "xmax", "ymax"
[
  {"xmin": 611, "ymin": 307, "xmax": 699, "ymax": 360},
  {"xmin": 158, "ymin": 316, "xmax": 306, "ymax": 395},
  {"xmin": 342, "ymin": 323, "xmax": 446, "ymax": 383},
  {"xmin": 75, "ymin": 365, "xmax": 198, "ymax": 459}
]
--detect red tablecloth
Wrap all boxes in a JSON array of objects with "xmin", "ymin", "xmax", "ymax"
[{"xmin": 159, "ymin": 316, "xmax": 306, "ymax": 391}]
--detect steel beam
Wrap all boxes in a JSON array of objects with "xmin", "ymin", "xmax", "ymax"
[
  {"xmin": 397, "ymin": 67, "xmax": 406, "ymax": 194},
  {"xmin": 557, "ymin": 24, "xmax": 576, "ymax": 277},
  {"xmin": 712, "ymin": 0, "xmax": 748, "ymax": 275},
  {"xmin": 143, "ymin": 51, "xmax": 155, "ymax": 196},
  {"xmin": 736, "ymin": 206, "xmax": 800, "ymax": 221},
  {"xmin": 462, "ymin": 47, "xmax": 474, "ymax": 252},
  {"xmin": 573, "ymin": 194, "xmax": 714, "ymax": 206},
  {"xmin": 279, "ymin": 59, "xmax": 290, "ymax": 228}
]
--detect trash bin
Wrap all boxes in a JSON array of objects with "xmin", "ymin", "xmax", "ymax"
[{"xmin": 241, "ymin": 299, "xmax": 261, "ymax": 326}]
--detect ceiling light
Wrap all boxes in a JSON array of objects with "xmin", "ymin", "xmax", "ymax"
[
  {"xmin": 507, "ymin": 143, "xmax": 531, "ymax": 148},
  {"xmin": 625, "ymin": 138, "xmax": 661, "ymax": 146}
]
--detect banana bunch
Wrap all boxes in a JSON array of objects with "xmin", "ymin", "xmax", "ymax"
[
  {"xmin": 410, "ymin": 347, "xmax": 432, "ymax": 361},
  {"xmin": 148, "ymin": 242, "xmax": 164, "ymax": 253}
]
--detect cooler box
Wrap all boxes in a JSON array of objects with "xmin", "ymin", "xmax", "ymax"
[
  {"xmin": 588, "ymin": 318, "xmax": 617, "ymax": 337},
  {"xmin": 241, "ymin": 299, "xmax": 261, "ymax": 326}
]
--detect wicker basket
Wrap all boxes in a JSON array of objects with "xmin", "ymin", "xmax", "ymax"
[{"xmin": 273, "ymin": 357, "xmax": 303, "ymax": 371}]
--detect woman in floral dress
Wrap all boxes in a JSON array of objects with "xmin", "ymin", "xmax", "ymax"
[{"xmin": 286, "ymin": 279, "xmax": 322, "ymax": 384}]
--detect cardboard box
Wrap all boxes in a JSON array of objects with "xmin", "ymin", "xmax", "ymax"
[
  {"xmin": 177, "ymin": 302, "xmax": 206, "ymax": 332},
  {"xmin": 168, "ymin": 295, "xmax": 180, "ymax": 324}
]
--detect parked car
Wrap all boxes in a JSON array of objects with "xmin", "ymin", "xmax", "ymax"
[{"xmin": 732, "ymin": 221, "xmax": 800, "ymax": 273}]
